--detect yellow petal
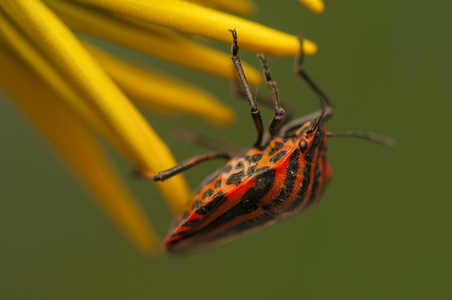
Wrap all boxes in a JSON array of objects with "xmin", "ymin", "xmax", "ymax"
[
  {"xmin": 85, "ymin": 44, "xmax": 235, "ymax": 127},
  {"xmin": 187, "ymin": 0, "xmax": 256, "ymax": 15},
  {"xmin": 0, "ymin": 0, "xmax": 191, "ymax": 214},
  {"xmin": 298, "ymin": 0, "xmax": 325, "ymax": 14},
  {"xmin": 74, "ymin": 0, "xmax": 317, "ymax": 56},
  {"xmin": 0, "ymin": 43, "xmax": 160, "ymax": 255},
  {"xmin": 0, "ymin": 8, "xmax": 115, "ymax": 147},
  {"xmin": 45, "ymin": 0, "xmax": 262, "ymax": 85}
]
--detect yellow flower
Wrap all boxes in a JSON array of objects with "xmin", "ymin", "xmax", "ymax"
[
  {"xmin": 298, "ymin": 0, "xmax": 325, "ymax": 14},
  {"xmin": 0, "ymin": 0, "xmax": 320, "ymax": 255}
]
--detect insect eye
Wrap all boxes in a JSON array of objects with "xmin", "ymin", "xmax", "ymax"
[{"xmin": 298, "ymin": 140, "xmax": 309, "ymax": 152}]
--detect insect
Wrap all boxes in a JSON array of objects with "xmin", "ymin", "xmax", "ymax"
[{"xmin": 144, "ymin": 29, "xmax": 392, "ymax": 254}]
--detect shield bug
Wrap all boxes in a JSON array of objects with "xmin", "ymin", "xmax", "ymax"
[{"xmin": 143, "ymin": 29, "xmax": 392, "ymax": 254}]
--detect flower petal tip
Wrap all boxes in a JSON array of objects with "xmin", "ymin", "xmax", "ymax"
[
  {"xmin": 136, "ymin": 239, "xmax": 162, "ymax": 257},
  {"xmin": 303, "ymin": 39, "xmax": 318, "ymax": 55},
  {"xmin": 215, "ymin": 106, "xmax": 236, "ymax": 127},
  {"xmin": 298, "ymin": 0, "xmax": 325, "ymax": 14}
]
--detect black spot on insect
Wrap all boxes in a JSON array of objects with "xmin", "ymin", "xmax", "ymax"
[
  {"xmin": 181, "ymin": 219, "xmax": 199, "ymax": 227},
  {"xmin": 268, "ymin": 149, "xmax": 276, "ymax": 157},
  {"xmin": 251, "ymin": 154, "xmax": 263, "ymax": 162},
  {"xmin": 247, "ymin": 165, "xmax": 256, "ymax": 176},
  {"xmin": 193, "ymin": 168, "xmax": 222, "ymax": 195},
  {"xmin": 255, "ymin": 166, "xmax": 270, "ymax": 174},
  {"xmin": 270, "ymin": 150, "xmax": 287, "ymax": 163},
  {"xmin": 274, "ymin": 142, "xmax": 284, "ymax": 150},
  {"xmin": 235, "ymin": 161, "xmax": 244, "ymax": 170},
  {"xmin": 224, "ymin": 164, "xmax": 233, "ymax": 173},
  {"xmin": 194, "ymin": 192, "xmax": 227, "ymax": 217},
  {"xmin": 191, "ymin": 198, "xmax": 202, "ymax": 210},
  {"xmin": 226, "ymin": 170, "xmax": 245, "ymax": 185},
  {"xmin": 195, "ymin": 206, "xmax": 208, "ymax": 215},
  {"xmin": 202, "ymin": 189, "xmax": 214, "ymax": 200},
  {"xmin": 268, "ymin": 142, "xmax": 284, "ymax": 156},
  {"xmin": 214, "ymin": 180, "xmax": 222, "ymax": 189}
]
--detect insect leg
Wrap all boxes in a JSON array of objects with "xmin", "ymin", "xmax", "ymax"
[
  {"xmin": 229, "ymin": 29, "xmax": 264, "ymax": 149},
  {"xmin": 231, "ymin": 80, "xmax": 294, "ymax": 124},
  {"xmin": 142, "ymin": 152, "xmax": 234, "ymax": 182},
  {"xmin": 175, "ymin": 125, "xmax": 242, "ymax": 154},
  {"xmin": 294, "ymin": 37, "xmax": 334, "ymax": 119},
  {"xmin": 257, "ymin": 53, "xmax": 285, "ymax": 136}
]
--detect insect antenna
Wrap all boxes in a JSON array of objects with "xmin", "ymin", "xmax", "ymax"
[
  {"xmin": 229, "ymin": 29, "xmax": 264, "ymax": 149},
  {"xmin": 327, "ymin": 131, "xmax": 395, "ymax": 147}
]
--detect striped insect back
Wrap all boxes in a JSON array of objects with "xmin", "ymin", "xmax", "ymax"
[
  {"xmin": 164, "ymin": 121, "xmax": 332, "ymax": 253},
  {"xmin": 144, "ymin": 29, "xmax": 392, "ymax": 254}
]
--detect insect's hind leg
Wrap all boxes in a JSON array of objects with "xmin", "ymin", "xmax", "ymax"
[
  {"xmin": 279, "ymin": 39, "xmax": 337, "ymax": 137},
  {"xmin": 294, "ymin": 37, "xmax": 334, "ymax": 120},
  {"xmin": 141, "ymin": 152, "xmax": 234, "ymax": 182}
]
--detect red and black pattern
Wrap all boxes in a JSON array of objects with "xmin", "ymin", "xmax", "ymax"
[
  {"xmin": 144, "ymin": 29, "xmax": 390, "ymax": 253},
  {"xmin": 164, "ymin": 121, "xmax": 332, "ymax": 253}
]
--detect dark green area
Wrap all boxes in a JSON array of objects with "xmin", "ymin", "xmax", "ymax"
[{"xmin": 1, "ymin": 1, "xmax": 451, "ymax": 299}]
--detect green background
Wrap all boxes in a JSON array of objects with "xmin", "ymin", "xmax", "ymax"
[{"xmin": 1, "ymin": 1, "xmax": 451, "ymax": 299}]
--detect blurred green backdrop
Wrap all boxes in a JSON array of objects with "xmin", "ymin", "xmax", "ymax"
[{"xmin": 1, "ymin": 1, "xmax": 451, "ymax": 299}]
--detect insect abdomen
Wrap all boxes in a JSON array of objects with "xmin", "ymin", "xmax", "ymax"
[{"xmin": 164, "ymin": 146, "xmax": 331, "ymax": 253}]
